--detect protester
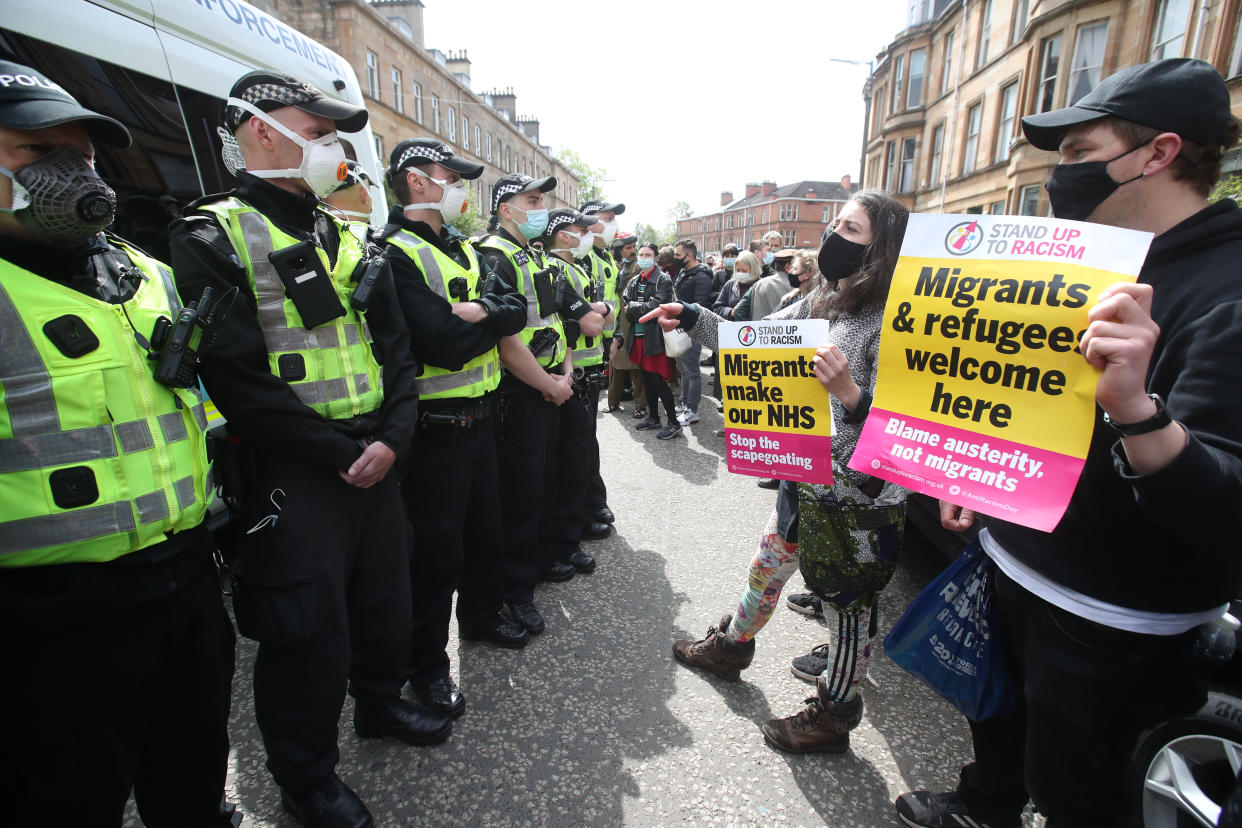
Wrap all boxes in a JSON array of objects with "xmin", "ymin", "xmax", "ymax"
[
  {"xmin": 713, "ymin": 250, "xmax": 761, "ymax": 321},
  {"xmin": 738, "ymin": 247, "xmax": 796, "ymax": 322},
  {"xmin": 671, "ymin": 238, "xmax": 712, "ymax": 426},
  {"xmin": 645, "ymin": 189, "xmax": 911, "ymax": 754},
  {"xmin": 711, "ymin": 242, "xmax": 738, "ymax": 304},
  {"xmin": 896, "ymin": 57, "xmax": 1242, "ymax": 828},
  {"xmin": 624, "ymin": 243, "xmax": 680, "ymax": 440},
  {"xmin": 607, "ymin": 232, "xmax": 649, "ymax": 417}
]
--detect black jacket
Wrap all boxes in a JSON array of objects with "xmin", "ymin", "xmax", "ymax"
[
  {"xmin": 989, "ymin": 199, "xmax": 1242, "ymax": 613},
  {"xmin": 712, "ymin": 276, "xmax": 753, "ymax": 320},
  {"xmin": 624, "ymin": 267, "xmax": 673, "ymax": 355},
  {"xmin": 168, "ymin": 173, "xmax": 420, "ymax": 471},
  {"xmin": 674, "ymin": 262, "xmax": 713, "ymax": 306},
  {"xmin": 383, "ymin": 207, "xmax": 526, "ymax": 387}
]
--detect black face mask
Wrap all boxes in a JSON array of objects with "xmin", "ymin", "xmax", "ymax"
[
  {"xmin": 786, "ymin": 270, "xmax": 802, "ymax": 289},
  {"xmin": 674, "ymin": 255, "xmax": 688, "ymax": 267},
  {"xmin": 817, "ymin": 232, "xmax": 868, "ymax": 282},
  {"xmin": 1044, "ymin": 141, "xmax": 1150, "ymax": 222}
]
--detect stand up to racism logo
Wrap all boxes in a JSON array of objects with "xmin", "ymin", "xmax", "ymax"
[{"xmin": 945, "ymin": 220, "xmax": 984, "ymax": 255}]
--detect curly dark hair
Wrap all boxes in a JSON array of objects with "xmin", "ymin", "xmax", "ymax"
[
  {"xmin": 1103, "ymin": 115, "xmax": 1242, "ymax": 197},
  {"xmin": 809, "ymin": 188, "xmax": 910, "ymax": 320}
]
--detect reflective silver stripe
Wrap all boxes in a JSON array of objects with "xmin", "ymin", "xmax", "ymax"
[
  {"xmin": 151, "ymin": 261, "xmax": 182, "ymax": 315},
  {"xmin": 573, "ymin": 345, "xmax": 603, "ymax": 362},
  {"xmin": 192, "ymin": 403, "xmax": 208, "ymax": 432},
  {"xmin": 116, "ymin": 420, "xmax": 154, "ymax": 453},
  {"xmin": 416, "ymin": 366, "xmax": 485, "ymax": 395},
  {"xmin": 290, "ymin": 377, "xmax": 350, "ymax": 406},
  {"xmin": 353, "ymin": 373, "xmax": 370, "ymax": 395},
  {"xmin": 0, "ymin": 501, "xmax": 135, "ymax": 554},
  {"xmin": 158, "ymin": 411, "xmax": 188, "ymax": 443},
  {"xmin": 360, "ymin": 320, "xmax": 373, "ymax": 342},
  {"xmin": 0, "ymin": 425, "xmax": 117, "ymax": 473},
  {"xmin": 135, "ymin": 490, "xmax": 170, "ymax": 525},
  {"xmin": 344, "ymin": 324, "xmax": 361, "ymax": 346},
  {"xmin": 262, "ymin": 325, "xmax": 342, "ymax": 352},
  {"xmin": 173, "ymin": 475, "xmax": 197, "ymax": 510},
  {"xmin": 415, "ymin": 245, "xmax": 450, "ymax": 300},
  {"xmin": 0, "ymin": 283, "xmax": 60, "ymax": 436}
]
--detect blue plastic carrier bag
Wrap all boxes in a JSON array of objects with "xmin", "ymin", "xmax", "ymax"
[{"xmin": 883, "ymin": 541, "xmax": 1013, "ymax": 721}]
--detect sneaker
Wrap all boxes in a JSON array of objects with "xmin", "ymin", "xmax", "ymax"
[
  {"xmin": 656, "ymin": 424, "xmax": 683, "ymax": 440},
  {"xmin": 786, "ymin": 592, "xmax": 824, "ymax": 618},
  {"xmin": 761, "ymin": 693, "xmax": 862, "ymax": 754},
  {"xmin": 756, "ymin": 478, "xmax": 779, "ymax": 489},
  {"xmin": 894, "ymin": 791, "xmax": 1011, "ymax": 828},
  {"xmin": 791, "ymin": 642, "xmax": 831, "ymax": 683},
  {"xmin": 677, "ymin": 410, "xmax": 700, "ymax": 426},
  {"xmin": 635, "ymin": 418, "xmax": 661, "ymax": 431}
]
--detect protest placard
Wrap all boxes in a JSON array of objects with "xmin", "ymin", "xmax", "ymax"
[
  {"xmin": 848, "ymin": 214, "xmax": 1152, "ymax": 531},
  {"xmin": 719, "ymin": 319, "xmax": 833, "ymax": 484}
]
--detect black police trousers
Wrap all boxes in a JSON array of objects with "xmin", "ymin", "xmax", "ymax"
[
  {"xmin": 403, "ymin": 411, "xmax": 505, "ymax": 686},
  {"xmin": 0, "ymin": 530, "xmax": 236, "ymax": 828},
  {"xmin": 583, "ymin": 377, "xmax": 609, "ymax": 518},
  {"xmin": 541, "ymin": 380, "xmax": 595, "ymax": 563},
  {"xmin": 231, "ymin": 458, "xmax": 412, "ymax": 787},
  {"xmin": 496, "ymin": 379, "xmax": 557, "ymax": 605}
]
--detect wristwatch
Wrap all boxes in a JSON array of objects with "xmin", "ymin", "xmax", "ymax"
[{"xmin": 1103, "ymin": 393, "xmax": 1172, "ymax": 437}]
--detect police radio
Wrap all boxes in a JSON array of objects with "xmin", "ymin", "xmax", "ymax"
[{"xmin": 152, "ymin": 286, "xmax": 217, "ymax": 388}]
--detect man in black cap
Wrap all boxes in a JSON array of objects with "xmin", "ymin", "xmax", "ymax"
[
  {"xmin": 537, "ymin": 208, "xmax": 608, "ymax": 577},
  {"xmin": 169, "ymin": 70, "xmax": 446, "ymax": 827},
  {"xmin": 578, "ymin": 197, "xmax": 626, "ymax": 538},
  {"xmin": 897, "ymin": 58, "xmax": 1242, "ymax": 828},
  {"xmin": 477, "ymin": 174, "xmax": 590, "ymax": 635},
  {"xmin": 0, "ymin": 60, "xmax": 235, "ymax": 826},
  {"xmin": 381, "ymin": 138, "xmax": 529, "ymax": 721}
]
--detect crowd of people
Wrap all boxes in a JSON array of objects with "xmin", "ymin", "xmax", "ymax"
[{"xmin": 1, "ymin": 51, "xmax": 1240, "ymax": 828}]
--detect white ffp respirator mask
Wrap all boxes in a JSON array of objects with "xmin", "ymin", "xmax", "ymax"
[
  {"xmin": 403, "ymin": 169, "xmax": 469, "ymax": 219},
  {"xmin": 226, "ymin": 98, "xmax": 348, "ymax": 197}
]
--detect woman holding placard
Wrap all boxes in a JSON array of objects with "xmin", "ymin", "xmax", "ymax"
[{"xmin": 643, "ymin": 189, "xmax": 911, "ymax": 755}]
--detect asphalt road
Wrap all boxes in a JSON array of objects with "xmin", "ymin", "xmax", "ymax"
[{"xmin": 128, "ymin": 387, "xmax": 1044, "ymax": 827}]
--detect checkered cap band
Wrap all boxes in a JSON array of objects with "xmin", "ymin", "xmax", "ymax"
[
  {"xmin": 395, "ymin": 142, "xmax": 454, "ymax": 172},
  {"xmin": 544, "ymin": 211, "xmax": 584, "ymax": 239},
  {"xmin": 579, "ymin": 200, "xmax": 605, "ymax": 214},
  {"xmin": 225, "ymin": 80, "xmax": 320, "ymax": 131},
  {"xmin": 491, "ymin": 176, "xmax": 535, "ymax": 212}
]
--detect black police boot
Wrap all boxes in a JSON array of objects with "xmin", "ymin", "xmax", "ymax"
[
  {"xmin": 412, "ymin": 675, "xmax": 465, "ymax": 719},
  {"xmin": 460, "ymin": 613, "xmax": 529, "ymax": 649},
  {"xmin": 595, "ymin": 507, "xmax": 615, "ymax": 524},
  {"xmin": 538, "ymin": 560, "xmax": 575, "ymax": 583},
  {"xmin": 580, "ymin": 521, "xmax": 611, "ymax": 540},
  {"xmin": 565, "ymin": 548, "xmax": 596, "ymax": 574},
  {"xmin": 503, "ymin": 601, "xmax": 545, "ymax": 634},
  {"xmin": 353, "ymin": 697, "xmax": 451, "ymax": 746},
  {"xmin": 280, "ymin": 772, "xmax": 373, "ymax": 828}
]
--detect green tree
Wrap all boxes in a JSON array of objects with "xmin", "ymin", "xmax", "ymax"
[
  {"xmin": 556, "ymin": 147, "xmax": 607, "ymax": 204},
  {"xmin": 1210, "ymin": 173, "xmax": 1242, "ymax": 204},
  {"xmin": 633, "ymin": 221, "xmax": 675, "ymax": 249},
  {"xmin": 448, "ymin": 197, "xmax": 487, "ymax": 238}
]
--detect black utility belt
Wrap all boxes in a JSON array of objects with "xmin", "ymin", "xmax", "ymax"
[
  {"xmin": 418, "ymin": 396, "xmax": 493, "ymax": 431},
  {"xmin": 543, "ymin": 363, "xmax": 564, "ymax": 376},
  {"xmin": 572, "ymin": 365, "xmax": 607, "ymax": 387}
]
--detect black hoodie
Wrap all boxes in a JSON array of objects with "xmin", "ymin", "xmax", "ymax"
[{"xmin": 988, "ymin": 199, "xmax": 1242, "ymax": 613}]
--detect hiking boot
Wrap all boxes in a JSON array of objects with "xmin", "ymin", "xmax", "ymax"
[
  {"xmin": 671, "ymin": 614, "xmax": 755, "ymax": 681},
  {"xmin": 761, "ymin": 693, "xmax": 862, "ymax": 754},
  {"xmin": 791, "ymin": 643, "xmax": 831, "ymax": 683},
  {"xmin": 894, "ymin": 790, "xmax": 1015, "ymax": 828},
  {"xmin": 785, "ymin": 591, "xmax": 825, "ymax": 618}
]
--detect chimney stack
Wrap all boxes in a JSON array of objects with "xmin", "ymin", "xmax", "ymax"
[
  {"xmin": 720, "ymin": 191, "xmax": 733, "ymax": 206},
  {"xmin": 841, "ymin": 174, "xmax": 852, "ymax": 191},
  {"xmin": 761, "ymin": 180, "xmax": 777, "ymax": 197},
  {"xmin": 745, "ymin": 182, "xmax": 761, "ymax": 199}
]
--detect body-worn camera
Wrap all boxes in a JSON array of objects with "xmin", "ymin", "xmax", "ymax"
[
  {"xmin": 350, "ymin": 253, "xmax": 386, "ymax": 312},
  {"xmin": 448, "ymin": 276, "xmax": 470, "ymax": 302}
]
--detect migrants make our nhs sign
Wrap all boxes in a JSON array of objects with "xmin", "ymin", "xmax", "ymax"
[{"xmin": 719, "ymin": 320, "xmax": 833, "ymax": 485}]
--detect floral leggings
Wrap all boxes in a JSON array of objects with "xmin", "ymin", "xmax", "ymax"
[{"xmin": 725, "ymin": 508, "xmax": 873, "ymax": 702}]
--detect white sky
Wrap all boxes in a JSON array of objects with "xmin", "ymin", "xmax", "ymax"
[{"xmin": 422, "ymin": 0, "xmax": 909, "ymax": 233}]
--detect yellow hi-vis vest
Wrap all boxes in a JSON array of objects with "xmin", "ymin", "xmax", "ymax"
[
  {"xmin": 0, "ymin": 242, "xmax": 211, "ymax": 567},
  {"xmin": 584, "ymin": 248, "xmax": 619, "ymax": 338},
  {"xmin": 386, "ymin": 229, "xmax": 500, "ymax": 401},
  {"xmin": 199, "ymin": 199, "xmax": 384, "ymax": 420},
  {"xmin": 476, "ymin": 234, "xmax": 566, "ymax": 369},
  {"xmin": 551, "ymin": 256, "xmax": 603, "ymax": 368}
]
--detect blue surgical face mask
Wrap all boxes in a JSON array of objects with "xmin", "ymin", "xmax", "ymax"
[
  {"xmin": 763, "ymin": 252, "xmax": 775, "ymax": 266},
  {"xmin": 508, "ymin": 203, "xmax": 549, "ymax": 240},
  {"xmin": 636, "ymin": 256, "xmax": 655, "ymax": 271},
  {"xmin": 723, "ymin": 257, "xmax": 737, "ymax": 268}
]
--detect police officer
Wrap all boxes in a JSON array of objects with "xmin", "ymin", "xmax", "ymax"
[
  {"xmin": 537, "ymin": 209, "xmax": 608, "ymax": 575},
  {"xmin": 0, "ymin": 61, "xmax": 235, "ymax": 826},
  {"xmin": 169, "ymin": 71, "xmax": 445, "ymax": 826},
  {"xmin": 322, "ymin": 159, "xmax": 377, "ymax": 225},
  {"xmin": 577, "ymin": 198, "xmax": 625, "ymax": 537},
  {"xmin": 477, "ymin": 174, "xmax": 590, "ymax": 635},
  {"xmin": 381, "ymin": 138, "xmax": 529, "ymax": 719}
]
